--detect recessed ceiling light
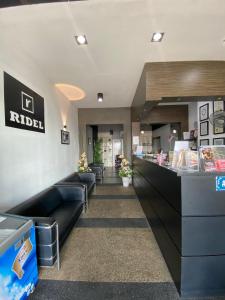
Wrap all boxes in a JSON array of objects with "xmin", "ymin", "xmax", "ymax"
[
  {"xmin": 141, "ymin": 130, "xmax": 145, "ymax": 135},
  {"xmin": 55, "ymin": 83, "xmax": 85, "ymax": 101},
  {"xmin": 75, "ymin": 35, "xmax": 87, "ymax": 45},
  {"xmin": 97, "ymin": 92, "xmax": 103, "ymax": 102},
  {"xmin": 151, "ymin": 32, "xmax": 164, "ymax": 42}
]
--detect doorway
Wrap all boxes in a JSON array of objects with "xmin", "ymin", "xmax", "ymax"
[{"xmin": 86, "ymin": 124, "xmax": 124, "ymax": 167}]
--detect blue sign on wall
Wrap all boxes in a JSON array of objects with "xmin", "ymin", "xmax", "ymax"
[{"xmin": 216, "ymin": 176, "xmax": 225, "ymax": 191}]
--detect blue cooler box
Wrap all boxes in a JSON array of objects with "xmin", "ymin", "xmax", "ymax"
[{"xmin": 0, "ymin": 214, "xmax": 38, "ymax": 300}]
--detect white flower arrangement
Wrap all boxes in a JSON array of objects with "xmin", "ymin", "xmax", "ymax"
[
  {"xmin": 119, "ymin": 157, "xmax": 133, "ymax": 178},
  {"xmin": 78, "ymin": 152, "xmax": 92, "ymax": 172}
]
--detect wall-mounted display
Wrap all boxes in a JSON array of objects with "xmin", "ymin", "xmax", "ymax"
[
  {"xmin": 61, "ymin": 130, "xmax": 70, "ymax": 144},
  {"xmin": 200, "ymin": 121, "xmax": 209, "ymax": 136},
  {"xmin": 213, "ymin": 138, "xmax": 225, "ymax": 146},
  {"xmin": 4, "ymin": 72, "xmax": 45, "ymax": 133},
  {"xmin": 213, "ymin": 100, "xmax": 224, "ymax": 113},
  {"xmin": 199, "ymin": 103, "xmax": 209, "ymax": 121},
  {"xmin": 200, "ymin": 139, "xmax": 209, "ymax": 146}
]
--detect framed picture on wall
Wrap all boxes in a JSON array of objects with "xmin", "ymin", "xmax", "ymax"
[
  {"xmin": 199, "ymin": 103, "xmax": 209, "ymax": 121},
  {"xmin": 213, "ymin": 124, "xmax": 225, "ymax": 135},
  {"xmin": 213, "ymin": 100, "xmax": 224, "ymax": 113},
  {"xmin": 213, "ymin": 138, "xmax": 225, "ymax": 145},
  {"xmin": 200, "ymin": 139, "xmax": 210, "ymax": 146},
  {"xmin": 61, "ymin": 130, "xmax": 70, "ymax": 144},
  {"xmin": 200, "ymin": 121, "xmax": 209, "ymax": 136}
]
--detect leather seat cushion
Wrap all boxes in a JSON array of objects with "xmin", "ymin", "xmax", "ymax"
[
  {"xmin": 10, "ymin": 188, "xmax": 63, "ymax": 217},
  {"xmin": 50, "ymin": 201, "xmax": 83, "ymax": 239}
]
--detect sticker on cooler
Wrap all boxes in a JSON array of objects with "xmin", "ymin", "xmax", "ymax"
[
  {"xmin": 216, "ymin": 176, "xmax": 225, "ymax": 191},
  {"xmin": 12, "ymin": 238, "xmax": 33, "ymax": 279}
]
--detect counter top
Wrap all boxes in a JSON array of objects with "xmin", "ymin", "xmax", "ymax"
[{"xmin": 134, "ymin": 156, "xmax": 225, "ymax": 177}]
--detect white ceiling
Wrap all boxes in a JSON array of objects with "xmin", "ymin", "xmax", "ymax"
[{"xmin": 0, "ymin": 0, "xmax": 225, "ymax": 108}]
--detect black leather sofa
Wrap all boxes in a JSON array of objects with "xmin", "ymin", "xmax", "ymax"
[
  {"xmin": 55, "ymin": 172, "xmax": 96, "ymax": 209},
  {"xmin": 89, "ymin": 163, "xmax": 104, "ymax": 181},
  {"xmin": 7, "ymin": 184, "xmax": 85, "ymax": 268}
]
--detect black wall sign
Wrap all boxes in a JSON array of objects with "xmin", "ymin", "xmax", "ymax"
[{"xmin": 4, "ymin": 72, "xmax": 45, "ymax": 133}]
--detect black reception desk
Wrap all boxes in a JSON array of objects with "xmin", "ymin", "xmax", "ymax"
[{"xmin": 133, "ymin": 156, "xmax": 225, "ymax": 298}]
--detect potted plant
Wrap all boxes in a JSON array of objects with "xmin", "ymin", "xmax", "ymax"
[
  {"xmin": 93, "ymin": 139, "xmax": 103, "ymax": 165},
  {"xmin": 119, "ymin": 158, "xmax": 133, "ymax": 187},
  {"xmin": 78, "ymin": 152, "xmax": 92, "ymax": 173}
]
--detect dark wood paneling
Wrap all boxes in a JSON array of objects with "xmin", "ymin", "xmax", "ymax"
[
  {"xmin": 146, "ymin": 61, "xmax": 225, "ymax": 101},
  {"xmin": 142, "ymin": 105, "xmax": 188, "ymax": 132}
]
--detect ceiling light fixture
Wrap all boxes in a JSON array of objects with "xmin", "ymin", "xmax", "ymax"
[
  {"xmin": 75, "ymin": 35, "xmax": 88, "ymax": 45},
  {"xmin": 151, "ymin": 32, "xmax": 164, "ymax": 42},
  {"xmin": 55, "ymin": 83, "xmax": 85, "ymax": 101},
  {"xmin": 97, "ymin": 92, "xmax": 103, "ymax": 103},
  {"xmin": 141, "ymin": 130, "xmax": 145, "ymax": 135}
]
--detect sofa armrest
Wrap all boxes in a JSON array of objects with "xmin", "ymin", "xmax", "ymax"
[
  {"xmin": 78, "ymin": 172, "xmax": 96, "ymax": 183},
  {"xmin": 90, "ymin": 166, "xmax": 103, "ymax": 177},
  {"xmin": 55, "ymin": 185, "xmax": 86, "ymax": 203},
  {"xmin": 31, "ymin": 216, "xmax": 56, "ymax": 227}
]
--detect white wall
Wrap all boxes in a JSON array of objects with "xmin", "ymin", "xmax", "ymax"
[{"xmin": 0, "ymin": 51, "xmax": 79, "ymax": 211}]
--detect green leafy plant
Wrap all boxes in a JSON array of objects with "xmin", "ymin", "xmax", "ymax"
[
  {"xmin": 119, "ymin": 166, "xmax": 133, "ymax": 178},
  {"xmin": 93, "ymin": 138, "xmax": 103, "ymax": 164}
]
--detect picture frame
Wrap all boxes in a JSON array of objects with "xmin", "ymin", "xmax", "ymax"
[
  {"xmin": 213, "ymin": 100, "xmax": 224, "ymax": 113},
  {"xmin": 200, "ymin": 121, "xmax": 209, "ymax": 136},
  {"xmin": 199, "ymin": 103, "xmax": 209, "ymax": 121},
  {"xmin": 200, "ymin": 139, "xmax": 209, "ymax": 146},
  {"xmin": 213, "ymin": 138, "xmax": 225, "ymax": 146},
  {"xmin": 61, "ymin": 130, "xmax": 70, "ymax": 144},
  {"xmin": 213, "ymin": 123, "xmax": 225, "ymax": 135}
]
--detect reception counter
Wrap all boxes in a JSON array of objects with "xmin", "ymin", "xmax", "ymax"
[{"xmin": 133, "ymin": 155, "xmax": 225, "ymax": 297}]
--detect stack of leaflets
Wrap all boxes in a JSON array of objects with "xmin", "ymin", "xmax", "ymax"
[{"xmin": 199, "ymin": 146, "xmax": 225, "ymax": 172}]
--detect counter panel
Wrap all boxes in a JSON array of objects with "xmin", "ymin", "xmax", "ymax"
[
  {"xmin": 182, "ymin": 176, "xmax": 225, "ymax": 216},
  {"xmin": 133, "ymin": 156, "xmax": 225, "ymax": 297}
]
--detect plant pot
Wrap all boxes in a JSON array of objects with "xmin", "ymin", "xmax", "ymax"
[
  {"xmin": 122, "ymin": 177, "xmax": 130, "ymax": 187},
  {"xmin": 129, "ymin": 177, "xmax": 132, "ymax": 185}
]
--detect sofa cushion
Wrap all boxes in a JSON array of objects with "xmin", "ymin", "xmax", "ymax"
[
  {"xmin": 35, "ymin": 189, "xmax": 63, "ymax": 217},
  {"xmin": 8, "ymin": 188, "xmax": 63, "ymax": 217},
  {"xmin": 50, "ymin": 201, "xmax": 83, "ymax": 239}
]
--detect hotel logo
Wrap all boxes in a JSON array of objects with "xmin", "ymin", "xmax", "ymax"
[
  {"xmin": 21, "ymin": 91, "xmax": 34, "ymax": 114},
  {"xmin": 4, "ymin": 72, "xmax": 45, "ymax": 133}
]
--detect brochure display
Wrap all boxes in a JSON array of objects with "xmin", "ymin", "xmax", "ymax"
[
  {"xmin": 171, "ymin": 141, "xmax": 199, "ymax": 171},
  {"xmin": 199, "ymin": 146, "xmax": 225, "ymax": 172},
  {"xmin": 0, "ymin": 214, "xmax": 38, "ymax": 300}
]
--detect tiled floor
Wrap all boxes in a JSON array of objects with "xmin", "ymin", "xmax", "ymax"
[
  {"xmin": 31, "ymin": 168, "xmax": 225, "ymax": 300},
  {"xmin": 40, "ymin": 168, "xmax": 171, "ymax": 284}
]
